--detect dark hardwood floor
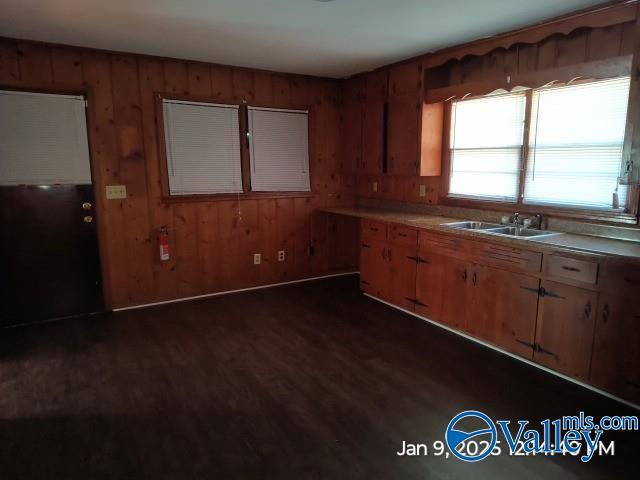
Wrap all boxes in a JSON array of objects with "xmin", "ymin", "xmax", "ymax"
[{"xmin": 0, "ymin": 275, "xmax": 637, "ymax": 479}]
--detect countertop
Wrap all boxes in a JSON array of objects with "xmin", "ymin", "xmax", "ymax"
[{"xmin": 320, "ymin": 206, "xmax": 640, "ymax": 264}]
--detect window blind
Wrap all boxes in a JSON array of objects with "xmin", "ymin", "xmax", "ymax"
[
  {"xmin": 163, "ymin": 100, "xmax": 242, "ymax": 195},
  {"xmin": 248, "ymin": 107, "xmax": 310, "ymax": 192},
  {"xmin": 0, "ymin": 90, "xmax": 91, "ymax": 185},
  {"xmin": 524, "ymin": 77, "xmax": 630, "ymax": 209},
  {"xmin": 449, "ymin": 93, "xmax": 526, "ymax": 201}
]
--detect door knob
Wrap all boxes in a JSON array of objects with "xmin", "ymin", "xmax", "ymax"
[
  {"xmin": 83, "ymin": 215, "xmax": 94, "ymax": 223},
  {"xmin": 82, "ymin": 202, "xmax": 93, "ymax": 210}
]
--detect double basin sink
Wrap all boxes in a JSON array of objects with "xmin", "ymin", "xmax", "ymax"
[{"xmin": 441, "ymin": 221, "xmax": 561, "ymax": 240}]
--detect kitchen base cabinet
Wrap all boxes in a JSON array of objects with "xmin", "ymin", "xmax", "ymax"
[
  {"xmin": 438, "ymin": 257, "xmax": 472, "ymax": 332},
  {"xmin": 533, "ymin": 281, "xmax": 597, "ymax": 381},
  {"xmin": 387, "ymin": 243, "xmax": 418, "ymax": 310},
  {"xmin": 415, "ymin": 252, "xmax": 448, "ymax": 321},
  {"xmin": 359, "ymin": 240, "xmax": 388, "ymax": 298},
  {"xmin": 590, "ymin": 293, "xmax": 640, "ymax": 404},
  {"xmin": 470, "ymin": 265, "xmax": 540, "ymax": 359}
]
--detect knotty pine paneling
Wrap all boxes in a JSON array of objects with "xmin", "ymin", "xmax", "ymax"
[
  {"xmin": 349, "ymin": 21, "xmax": 635, "ymax": 208},
  {"xmin": 0, "ymin": 38, "xmax": 357, "ymax": 308}
]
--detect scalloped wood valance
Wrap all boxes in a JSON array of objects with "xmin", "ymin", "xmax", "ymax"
[
  {"xmin": 423, "ymin": 1, "xmax": 638, "ymax": 69},
  {"xmin": 425, "ymin": 55, "xmax": 632, "ymax": 103}
]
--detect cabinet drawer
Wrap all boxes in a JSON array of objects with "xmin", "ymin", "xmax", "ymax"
[
  {"xmin": 389, "ymin": 223, "xmax": 417, "ymax": 247},
  {"xmin": 361, "ymin": 219, "xmax": 387, "ymax": 242},
  {"xmin": 418, "ymin": 231, "xmax": 471, "ymax": 259},
  {"xmin": 474, "ymin": 242, "xmax": 542, "ymax": 274},
  {"xmin": 544, "ymin": 255, "xmax": 598, "ymax": 285}
]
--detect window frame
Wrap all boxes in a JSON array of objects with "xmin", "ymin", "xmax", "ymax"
[
  {"xmin": 155, "ymin": 92, "xmax": 313, "ymax": 203},
  {"xmin": 440, "ymin": 82, "xmax": 640, "ymax": 225}
]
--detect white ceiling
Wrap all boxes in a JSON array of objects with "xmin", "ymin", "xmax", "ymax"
[{"xmin": 0, "ymin": 0, "xmax": 608, "ymax": 78}]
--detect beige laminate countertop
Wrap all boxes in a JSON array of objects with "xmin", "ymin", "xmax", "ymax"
[{"xmin": 321, "ymin": 206, "xmax": 640, "ymax": 264}]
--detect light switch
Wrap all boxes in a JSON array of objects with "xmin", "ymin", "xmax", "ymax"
[
  {"xmin": 372, "ymin": 181, "xmax": 378, "ymax": 193},
  {"xmin": 106, "ymin": 185, "xmax": 127, "ymax": 199},
  {"xmin": 419, "ymin": 184, "xmax": 427, "ymax": 197}
]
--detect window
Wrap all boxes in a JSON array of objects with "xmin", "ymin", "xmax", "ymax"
[
  {"xmin": 162, "ymin": 99, "xmax": 242, "ymax": 195},
  {"xmin": 525, "ymin": 77, "xmax": 629, "ymax": 209},
  {"xmin": 449, "ymin": 93, "xmax": 526, "ymax": 201},
  {"xmin": 160, "ymin": 98, "xmax": 311, "ymax": 197},
  {"xmin": 248, "ymin": 107, "xmax": 310, "ymax": 192},
  {"xmin": 0, "ymin": 90, "xmax": 91, "ymax": 185},
  {"xmin": 447, "ymin": 77, "xmax": 631, "ymax": 212}
]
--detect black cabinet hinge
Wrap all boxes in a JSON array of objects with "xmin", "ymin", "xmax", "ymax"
[
  {"xmin": 405, "ymin": 297, "xmax": 427, "ymax": 307},
  {"xmin": 519, "ymin": 286, "xmax": 565, "ymax": 299},
  {"xmin": 407, "ymin": 256, "xmax": 430, "ymax": 264}
]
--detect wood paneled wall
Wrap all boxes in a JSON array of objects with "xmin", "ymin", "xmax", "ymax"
[
  {"xmin": 347, "ymin": 18, "xmax": 637, "ymax": 209},
  {"xmin": 0, "ymin": 39, "xmax": 358, "ymax": 308}
]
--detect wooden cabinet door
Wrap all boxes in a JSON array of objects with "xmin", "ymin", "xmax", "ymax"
[
  {"xmin": 362, "ymin": 100, "xmax": 384, "ymax": 174},
  {"xmin": 590, "ymin": 293, "xmax": 640, "ymax": 404},
  {"xmin": 387, "ymin": 93, "xmax": 420, "ymax": 176},
  {"xmin": 415, "ymin": 251, "xmax": 448, "ymax": 322},
  {"xmin": 386, "ymin": 243, "xmax": 417, "ymax": 310},
  {"xmin": 389, "ymin": 60, "xmax": 422, "ymax": 97},
  {"xmin": 359, "ymin": 239, "xmax": 388, "ymax": 298},
  {"xmin": 469, "ymin": 264, "xmax": 540, "ymax": 359},
  {"xmin": 341, "ymin": 100, "xmax": 363, "ymax": 172},
  {"xmin": 533, "ymin": 281, "xmax": 598, "ymax": 380},
  {"xmin": 439, "ymin": 257, "xmax": 472, "ymax": 332}
]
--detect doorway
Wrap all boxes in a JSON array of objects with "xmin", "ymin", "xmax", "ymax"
[{"xmin": 0, "ymin": 90, "xmax": 104, "ymax": 326}]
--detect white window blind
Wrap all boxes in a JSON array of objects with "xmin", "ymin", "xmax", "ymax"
[
  {"xmin": 449, "ymin": 92, "xmax": 526, "ymax": 201},
  {"xmin": 0, "ymin": 90, "xmax": 91, "ymax": 185},
  {"xmin": 248, "ymin": 107, "xmax": 310, "ymax": 192},
  {"xmin": 524, "ymin": 77, "xmax": 630, "ymax": 209},
  {"xmin": 163, "ymin": 99, "xmax": 242, "ymax": 195}
]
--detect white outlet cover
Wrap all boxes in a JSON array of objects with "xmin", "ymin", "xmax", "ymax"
[
  {"xmin": 253, "ymin": 253, "xmax": 261, "ymax": 265},
  {"xmin": 278, "ymin": 250, "xmax": 285, "ymax": 262},
  {"xmin": 372, "ymin": 181, "xmax": 378, "ymax": 193},
  {"xmin": 419, "ymin": 184, "xmax": 427, "ymax": 197}
]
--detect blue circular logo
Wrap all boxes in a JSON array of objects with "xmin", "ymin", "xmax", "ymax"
[{"xmin": 445, "ymin": 410, "xmax": 497, "ymax": 462}]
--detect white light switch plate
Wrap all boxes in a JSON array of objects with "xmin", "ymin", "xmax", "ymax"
[
  {"xmin": 419, "ymin": 184, "xmax": 427, "ymax": 197},
  {"xmin": 372, "ymin": 181, "xmax": 378, "ymax": 193},
  {"xmin": 106, "ymin": 185, "xmax": 127, "ymax": 199}
]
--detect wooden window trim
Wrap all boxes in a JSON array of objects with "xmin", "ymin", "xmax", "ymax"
[
  {"xmin": 440, "ymin": 90, "xmax": 640, "ymax": 226},
  {"xmin": 154, "ymin": 92, "xmax": 313, "ymax": 203}
]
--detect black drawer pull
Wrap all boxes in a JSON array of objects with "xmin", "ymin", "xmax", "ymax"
[
  {"xmin": 398, "ymin": 233, "xmax": 408, "ymax": 237},
  {"xmin": 561, "ymin": 265, "xmax": 581, "ymax": 272},
  {"xmin": 361, "ymin": 243, "xmax": 371, "ymax": 249}
]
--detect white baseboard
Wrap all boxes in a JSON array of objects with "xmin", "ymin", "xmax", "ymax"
[
  {"xmin": 364, "ymin": 293, "xmax": 640, "ymax": 411},
  {"xmin": 113, "ymin": 271, "xmax": 359, "ymax": 312}
]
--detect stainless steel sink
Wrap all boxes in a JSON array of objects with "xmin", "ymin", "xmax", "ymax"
[
  {"xmin": 441, "ymin": 220, "xmax": 561, "ymax": 239},
  {"xmin": 443, "ymin": 221, "xmax": 503, "ymax": 230},
  {"xmin": 484, "ymin": 226, "xmax": 560, "ymax": 238}
]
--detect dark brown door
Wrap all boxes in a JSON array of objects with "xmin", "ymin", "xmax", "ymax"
[{"xmin": 0, "ymin": 184, "xmax": 103, "ymax": 326}]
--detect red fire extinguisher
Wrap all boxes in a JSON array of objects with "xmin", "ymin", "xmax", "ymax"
[{"xmin": 159, "ymin": 226, "xmax": 170, "ymax": 261}]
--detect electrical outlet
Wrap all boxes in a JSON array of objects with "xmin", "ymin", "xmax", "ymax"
[
  {"xmin": 278, "ymin": 250, "xmax": 285, "ymax": 262},
  {"xmin": 372, "ymin": 181, "xmax": 378, "ymax": 193},
  {"xmin": 419, "ymin": 184, "xmax": 427, "ymax": 197},
  {"xmin": 253, "ymin": 253, "xmax": 261, "ymax": 265},
  {"xmin": 106, "ymin": 185, "xmax": 127, "ymax": 199}
]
